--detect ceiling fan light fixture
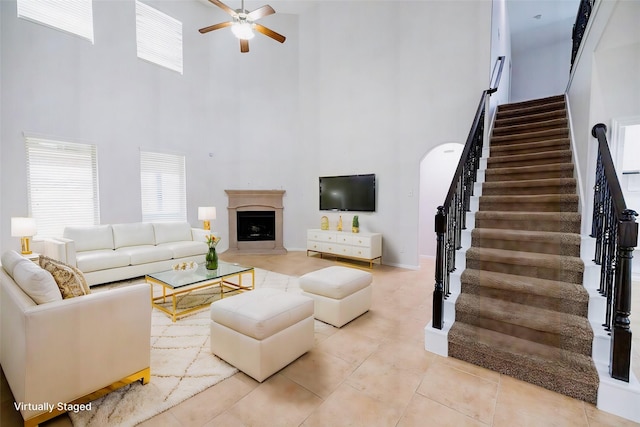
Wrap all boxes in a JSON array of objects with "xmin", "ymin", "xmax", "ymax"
[{"xmin": 231, "ymin": 21, "xmax": 254, "ymax": 40}]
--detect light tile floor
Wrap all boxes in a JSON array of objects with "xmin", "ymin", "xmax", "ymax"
[{"xmin": 2, "ymin": 251, "xmax": 639, "ymax": 426}]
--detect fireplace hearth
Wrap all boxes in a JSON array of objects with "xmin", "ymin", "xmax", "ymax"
[{"xmin": 225, "ymin": 190, "xmax": 287, "ymax": 254}]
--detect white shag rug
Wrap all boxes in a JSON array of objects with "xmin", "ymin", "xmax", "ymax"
[{"xmin": 69, "ymin": 268, "xmax": 302, "ymax": 427}]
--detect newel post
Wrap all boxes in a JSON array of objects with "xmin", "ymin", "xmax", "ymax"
[
  {"xmin": 433, "ymin": 206, "xmax": 446, "ymax": 330},
  {"xmin": 610, "ymin": 208, "xmax": 638, "ymax": 381}
]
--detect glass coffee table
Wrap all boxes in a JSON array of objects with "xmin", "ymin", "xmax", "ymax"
[{"xmin": 146, "ymin": 261, "xmax": 254, "ymax": 322}]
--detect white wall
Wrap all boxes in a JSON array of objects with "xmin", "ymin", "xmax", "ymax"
[
  {"xmin": 510, "ymin": 17, "xmax": 573, "ymax": 103},
  {"xmin": 1, "ymin": 0, "xmax": 493, "ymax": 269}
]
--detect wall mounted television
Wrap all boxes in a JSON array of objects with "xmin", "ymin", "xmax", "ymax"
[{"xmin": 319, "ymin": 174, "xmax": 376, "ymax": 212}]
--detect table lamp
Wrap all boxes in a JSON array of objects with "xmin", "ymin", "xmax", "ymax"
[
  {"xmin": 198, "ymin": 207, "xmax": 216, "ymax": 231},
  {"xmin": 11, "ymin": 217, "xmax": 37, "ymax": 255}
]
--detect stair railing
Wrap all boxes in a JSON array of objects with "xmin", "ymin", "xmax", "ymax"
[
  {"xmin": 590, "ymin": 123, "xmax": 638, "ymax": 382},
  {"xmin": 571, "ymin": 0, "xmax": 595, "ymax": 72},
  {"xmin": 432, "ymin": 56, "xmax": 505, "ymax": 329}
]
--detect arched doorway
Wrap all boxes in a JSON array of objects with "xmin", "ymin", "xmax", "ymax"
[{"xmin": 418, "ymin": 142, "xmax": 463, "ymax": 258}]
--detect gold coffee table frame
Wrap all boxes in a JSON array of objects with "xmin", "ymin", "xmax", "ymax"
[{"xmin": 146, "ymin": 262, "xmax": 255, "ymax": 322}]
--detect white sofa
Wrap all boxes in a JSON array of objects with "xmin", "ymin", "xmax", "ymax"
[
  {"xmin": 44, "ymin": 222, "xmax": 209, "ymax": 286},
  {"xmin": 0, "ymin": 251, "xmax": 151, "ymax": 427}
]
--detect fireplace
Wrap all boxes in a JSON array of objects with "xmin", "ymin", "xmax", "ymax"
[
  {"xmin": 237, "ymin": 211, "xmax": 275, "ymax": 241},
  {"xmin": 225, "ymin": 190, "xmax": 286, "ymax": 254}
]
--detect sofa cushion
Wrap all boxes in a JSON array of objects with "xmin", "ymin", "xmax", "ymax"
[
  {"xmin": 76, "ymin": 250, "xmax": 131, "ymax": 273},
  {"xmin": 1, "ymin": 250, "xmax": 25, "ymax": 277},
  {"xmin": 112, "ymin": 223, "xmax": 155, "ymax": 249},
  {"xmin": 158, "ymin": 241, "xmax": 208, "ymax": 259},
  {"xmin": 12, "ymin": 258, "xmax": 63, "ymax": 304},
  {"xmin": 116, "ymin": 245, "xmax": 174, "ymax": 265},
  {"xmin": 153, "ymin": 222, "xmax": 193, "ymax": 244},
  {"xmin": 64, "ymin": 225, "xmax": 114, "ymax": 252},
  {"xmin": 39, "ymin": 255, "xmax": 90, "ymax": 298}
]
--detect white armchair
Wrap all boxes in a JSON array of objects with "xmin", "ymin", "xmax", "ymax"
[{"xmin": 0, "ymin": 256, "xmax": 151, "ymax": 427}]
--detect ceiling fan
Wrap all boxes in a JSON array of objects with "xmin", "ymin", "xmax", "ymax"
[{"xmin": 198, "ymin": 0, "xmax": 286, "ymax": 53}]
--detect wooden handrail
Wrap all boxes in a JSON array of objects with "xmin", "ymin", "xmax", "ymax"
[{"xmin": 432, "ymin": 56, "xmax": 505, "ymax": 330}]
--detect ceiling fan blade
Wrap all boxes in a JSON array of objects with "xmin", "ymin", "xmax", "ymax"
[
  {"xmin": 247, "ymin": 5, "xmax": 275, "ymax": 21},
  {"xmin": 254, "ymin": 23, "xmax": 286, "ymax": 43},
  {"xmin": 240, "ymin": 39, "xmax": 249, "ymax": 53},
  {"xmin": 207, "ymin": 0, "xmax": 237, "ymax": 17},
  {"xmin": 198, "ymin": 21, "xmax": 232, "ymax": 34}
]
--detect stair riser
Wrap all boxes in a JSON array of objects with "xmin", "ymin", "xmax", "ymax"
[
  {"xmin": 493, "ymin": 119, "xmax": 568, "ymax": 136},
  {"xmin": 479, "ymin": 200, "xmax": 578, "ymax": 213},
  {"xmin": 491, "ymin": 130, "xmax": 569, "ymax": 145},
  {"xmin": 494, "ymin": 110, "xmax": 566, "ymax": 127},
  {"xmin": 490, "ymin": 141, "xmax": 570, "ymax": 156},
  {"xmin": 464, "ymin": 258, "xmax": 583, "ymax": 284},
  {"xmin": 454, "ymin": 312, "xmax": 593, "ymax": 356},
  {"xmin": 471, "ymin": 236, "xmax": 580, "ymax": 256},
  {"xmin": 460, "ymin": 282, "xmax": 588, "ymax": 317},
  {"xmin": 497, "ymin": 101, "xmax": 566, "ymax": 118},
  {"xmin": 474, "ymin": 218, "xmax": 581, "ymax": 233},
  {"xmin": 448, "ymin": 343, "xmax": 597, "ymax": 404},
  {"xmin": 481, "ymin": 185, "xmax": 576, "ymax": 196},
  {"xmin": 484, "ymin": 169, "xmax": 574, "ymax": 182},
  {"xmin": 487, "ymin": 154, "xmax": 572, "ymax": 169}
]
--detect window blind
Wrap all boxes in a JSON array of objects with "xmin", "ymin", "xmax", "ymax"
[
  {"xmin": 135, "ymin": 1, "xmax": 183, "ymax": 74},
  {"xmin": 17, "ymin": 0, "xmax": 94, "ymax": 43},
  {"xmin": 25, "ymin": 136, "xmax": 100, "ymax": 238},
  {"xmin": 140, "ymin": 150, "xmax": 187, "ymax": 222}
]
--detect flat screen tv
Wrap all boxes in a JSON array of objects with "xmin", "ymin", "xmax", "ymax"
[{"xmin": 319, "ymin": 174, "xmax": 376, "ymax": 212}]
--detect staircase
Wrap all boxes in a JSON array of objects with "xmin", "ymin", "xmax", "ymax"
[{"xmin": 447, "ymin": 95, "xmax": 600, "ymax": 404}]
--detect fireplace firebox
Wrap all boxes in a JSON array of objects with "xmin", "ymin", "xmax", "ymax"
[{"xmin": 237, "ymin": 211, "xmax": 276, "ymax": 241}]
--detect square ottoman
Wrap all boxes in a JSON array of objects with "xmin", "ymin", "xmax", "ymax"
[
  {"xmin": 210, "ymin": 288, "xmax": 314, "ymax": 382},
  {"xmin": 299, "ymin": 266, "xmax": 373, "ymax": 327}
]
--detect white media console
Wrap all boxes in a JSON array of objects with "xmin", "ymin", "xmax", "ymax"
[{"xmin": 306, "ymin": 229, "xmax": 382, "ymax": 268}]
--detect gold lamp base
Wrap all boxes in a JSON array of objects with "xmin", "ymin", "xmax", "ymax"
[
  {"xmin": 203, "ymin": 220, "xmax": 211, "ymax": 231},
  {"xmin": 20, "ymin": 237, "xmax": 32, "ymax": 255}
]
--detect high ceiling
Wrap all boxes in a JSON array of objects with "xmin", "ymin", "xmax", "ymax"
[{"xmin": 507, "ymin": 0, "xmax": 580, "ymax": 51}]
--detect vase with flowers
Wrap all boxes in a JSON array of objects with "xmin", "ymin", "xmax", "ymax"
[{"xmin": 205, "ymin": 234, "xmax": 221, "ymax": 270}]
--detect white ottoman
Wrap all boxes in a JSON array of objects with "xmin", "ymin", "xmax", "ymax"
[
  {"xmin": 210, "ymin": 288, "xmax": 314, "ymax": 382},
  {"xmin": 299, "ymin": 266, "xmax": 372, "ymax": 327}
]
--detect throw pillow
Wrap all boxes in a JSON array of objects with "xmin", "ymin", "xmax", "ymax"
[
  {"xmin": 12, "ymin": 259, "xmax": 63, "ymax": 304},
  {"xmin": 39, "ymin": 255, "xmax": 91, "ymax": 299},
  {"xmin": 1, "ymin": 250, "xmax": 26, "ymax": 277}
]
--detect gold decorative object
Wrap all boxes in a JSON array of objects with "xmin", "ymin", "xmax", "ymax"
[
  {"xmin": 321, "ymin": 216, "xmax": 329, "ymax": 230},
  {"xmin": 337, "ymin": 215, "xmax": 343, "ymax": 231}
]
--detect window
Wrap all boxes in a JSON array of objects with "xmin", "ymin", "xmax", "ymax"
[
  {"xmin": 25, "ymin": 135, "xmax": 100, "ymax": 238},
  {"xmin": 140, "ymin": 150, "xmax": 187, "ymax": 222},
  {"xmin": 17, "ymin": 0, "xmax": 94, "ymax": 43},
  {"xmin": 135, "ymin": 1, "xmax": 183, "ymax": 74}
]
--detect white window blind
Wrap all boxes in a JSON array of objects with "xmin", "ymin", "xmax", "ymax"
[
  {"xmin": 140, "ymin": 150, "xmax": 187, "ymax": 222},
  {"xmin": 25, "ymin": 136, "xmax": 100, "ymax": 238},
  {"xmin": 135, "ymin": 1, "xmax": 183, "ymax": 74},
  {"xmin": 17, "ymin": 0, "xmax": 94, "ymax": 43}
]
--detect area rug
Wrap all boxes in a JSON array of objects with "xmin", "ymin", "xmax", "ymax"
[{"xmin": 68, "ymin": 268, "xmax": 302, "ymax": 427}]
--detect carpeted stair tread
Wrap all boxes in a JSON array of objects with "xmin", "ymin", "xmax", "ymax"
[
  {"xmin": 474, "ymin": 211, "xmax": 581, "ymax": 233},
  {"xmin": 484, "ymin": 163, "xmax": 574, "ymax": 182},
  {"xmin": 448, "ymin": 322, "xmax": 598, "ymax": 403},
  {"xmin": 497, "ymin": 94, "xmax": 565, "ymax": 111},
  {"xmin": 486, "ymin": 150, "xmax": 572, "ymax": 168},
  {"xmin": 494, "ymin": 109, "xmax": 567, "ymax": 128},
  {"xmin": 471, "ymin": 228, "xmax": 580, "ymax": 255},
  {"xmin": 454, "ymin": 293, "xmax": 593, "ymax": 355},
  {"xmin": 481, "ymin": 178, "xmax": 576, "ymax": 196},
  {"xmin": 491, "ymin": 128, "xmax": 569, "ymax": 145},
  {"xmin": 465, "ymin": 247, "xmax": 584, "ymax": 273},
  {"xmin": 489, "ymin": 138, "xmax": 569, "ymax": 157},
  {"xmin": 479, "ymin": 193, "xmax": 579, "ymax": 213},
  {"xmin": 461, "ymin": 268, "xmax": 588, "ymax": 316},
  {"xmin": 492, "ymin": 118, "xmax": 568, "ymax": 137}
]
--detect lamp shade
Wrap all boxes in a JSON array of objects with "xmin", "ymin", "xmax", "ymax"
[
  {"xmin": 198, "ymin": 207, "xmax": 217, "ymax": 221},
  {"xmin": 11, "ymin": 217, "xmax": 37, "ymax": 237}
]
